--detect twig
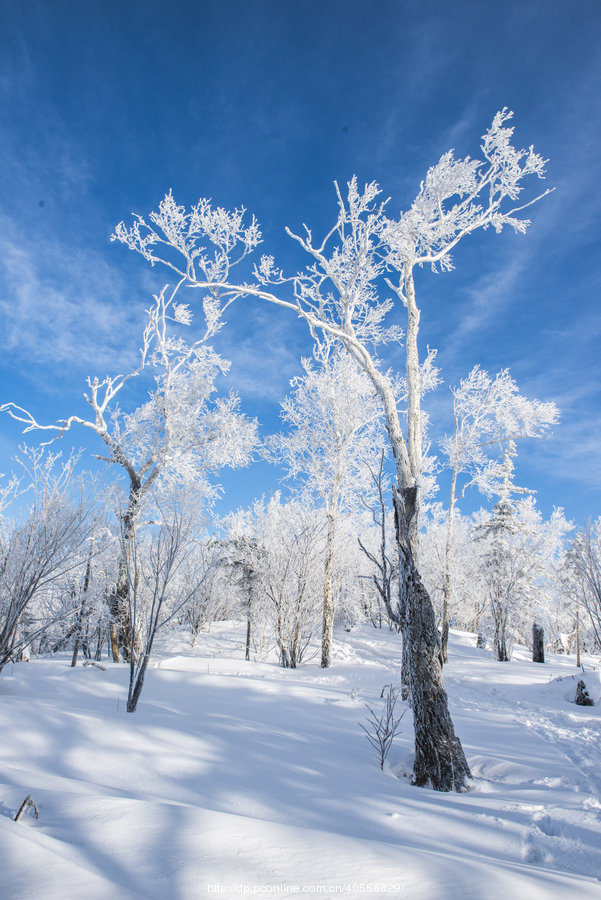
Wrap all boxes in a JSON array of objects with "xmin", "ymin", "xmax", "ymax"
[
  {"xmin": 83, "ymin": 660, "xmax": 107, "ymax": 671},
  {"xmin": 14, "ymin": 794, "xmax": 39, "ymax": 822}
]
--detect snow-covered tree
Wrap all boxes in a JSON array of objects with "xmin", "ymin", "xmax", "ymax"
[
  {"xmin": 439, "ymin": 366, "xmax": 559, "ymax": 661},
  {"xmin": 0, "ymin": 448, "xmax": 95, "ymax": 670},
  {"xmin": 267, "ymin": 344, "xmax": 385, "ymax": 667},
  {"xmin": 64, "ymin": 525, "xmax": 118, "ymax": 665},
  {"xmin": 357, "ymin": 451, "xmax": 400, "ymax": 632},
  {"xmin": 112, "ymin": 110, "xmax": 551, "ymax": 791},
  {"xmin": 420, "ymin": 504, "xmax": 487, "ymax": 637},
  {"xmin": 473, "ymin": 445, "xmax": 569, "ymax": 661},
  {"xmin": 2, "ymin": 291, "xmax": 258, "ymax": 661},
  {"xmin": 216, "ymin": 532, "xmax": 267, "ymax": 662},
  {"xmin": 230, "ymin": 495, "xmax": 325, "ymax": 668},
  {"xmin": 562, "ymin": 520, "xmax": 601, "ymax": 652},
  {"xmin": 124, "ymin": 499, "xmax": 212, "ymax": 712},
  {"xmin": 178, "ymin": 538, "xmax": 234, "ymax": 643}
]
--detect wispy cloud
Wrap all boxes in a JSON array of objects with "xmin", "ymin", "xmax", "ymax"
[
  {"xmin": 438, "ymin": 249, "xmax": 530, "ymax": 368},
  {"xmin": 0, "ymin": 214, "xmax": 144, "ymax": 392},
  {"xmin": 213, "ymin": 301, "xmax": 313, "ymax": 407}
]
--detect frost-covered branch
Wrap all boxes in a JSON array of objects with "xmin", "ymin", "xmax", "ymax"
[{"xmin": 383, "ymin": 109, "xmax": 551, "ymax": 274}]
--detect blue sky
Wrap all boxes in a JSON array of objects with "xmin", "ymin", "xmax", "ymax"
[{"xmin": 0, "ymin": 0, "xmax": 600, "ymax": 525}]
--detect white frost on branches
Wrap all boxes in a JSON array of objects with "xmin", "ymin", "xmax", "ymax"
[
  {"xmin": 441, "ymin": 365, "xmax": 559, "ymax": 501},
  {"xmin": 112, "ymin": 190, "xmax": 261, "ymax": 339},
  {"xmin": 383, "ymin": 109, "xmax": 550, "ymax": 275}
]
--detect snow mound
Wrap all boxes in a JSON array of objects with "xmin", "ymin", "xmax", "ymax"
[{"xmin": 545, "ymin": 669, "xmax": 601, "ymax": 705}]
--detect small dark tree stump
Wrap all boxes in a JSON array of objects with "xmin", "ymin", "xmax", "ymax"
[
  {"xmin": 532, "ymin": 623, "xmax": 545, "ymax": 664},
  {"xmin": 575, "ymin": 679, "xmax": 594, "ymax": 706}
]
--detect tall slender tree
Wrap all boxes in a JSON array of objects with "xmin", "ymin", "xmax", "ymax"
[
  {"xmin": 267, "ymin": 344, "xmax": 385, "ymax": 667},
  {"xmin": 2, "ymin": 291, "xmax": 257, "ymax": 660},
  {"xmin": 112, "ymin": 110, "xmax": 551, "ymax": 791}
]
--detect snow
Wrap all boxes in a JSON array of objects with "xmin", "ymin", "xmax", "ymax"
[{"xmin": 1, "ymin": 625, "xmax": 601, "ymax": 898}]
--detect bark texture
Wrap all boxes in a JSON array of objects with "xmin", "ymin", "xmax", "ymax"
[
  {"xmin": 395, "ymin": 486, "xmax": 471, "ymax": 791},
  {"xmin": 532, "ymin": 622, "xmax": 545, "ymax": 664},
  {"xmin": 109, "ymin": 482, "xmax": 144, "ymax": 663}
]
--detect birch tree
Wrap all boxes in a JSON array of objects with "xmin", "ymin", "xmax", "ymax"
[
  {"xmin": 357, "ymin": 452, "xmax": 399, "ymax": 632},
  {"xmin": 2, "ymin": 291, "xmax": 257, "ymax": 661},
  {"xmin": 112, "ymin": 109, "xmax": 550, "ymax": 791},
  {"xmin": 230, "ymin": 495, "xmax": 325, "ymax": 668},
  {"xmin": 562, "ymin": 520, "xmax": 601, "ymax": 652},
  {"xmin": 0, "ymin": 448, "xmax": 95, "ymax": 670},
  {"xmin": 124, "ymin": 500, "xmax": 214, "ymax": 712},
  {"xmin": 267, "ymin": 345, "xmax": 385, "ymax": 667},
  {"xmin": 438, "ymin": 366, "xmax": 558, "ymax": 661}
]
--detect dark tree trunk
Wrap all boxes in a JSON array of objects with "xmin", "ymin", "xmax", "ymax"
[
  {"xmin": 575, "ymin": 679, "xmax": 593, "ymax": 706},
  {"xmin": 127, "ymin": 622, "xmax": 159, "ymax": 713},
  {"xmin": 532, "ymin": 622, "xmax": 545, "ymax": 664},
  {"xmin": 108, "ymin": 554, "xmax": 136, "ymax": 662},
  {"xmin": 494, "ymin": 623, "xmax": 509, "ymax": 662},
  {"xmin": 94, "ymin": 625, "xmax": 104, "ymax": 660},
  {"xmin": 440, "ymin": 618, "xmax": 450, "ymax": 665},
  {"xmin": 72, "ymin": 541, "xmax": 94, "ymax": 667},
  {"xmin": 109, "ymin": 481, "xmax": 145, "ymax": 663},
  {"xmin": 127, "ymin": 652, "xmax": 151, "ymax": 712},
  {"xmin": 245, "ymin": 609, "xmax": 252, "ymax": 662},
  {"xmin": 394, "ymin": 486, "xmax": 471, "ymax": 791},
  {"xmin": 496, "ymin": 637, "xmax": 509, "ymax": 662},
  {"xmin": 399, "ymin": 594, "xmax": 411, "ymax": 702}
]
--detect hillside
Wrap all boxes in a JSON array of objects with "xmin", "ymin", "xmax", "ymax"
[{"xmin": 1, "ymin": 625, "xmax": 600, "ymax": 898}]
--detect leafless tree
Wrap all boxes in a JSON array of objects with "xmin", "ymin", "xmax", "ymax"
[{"xmin": 0, "ymin": 449, "xmax": 95, "ymax": 671}]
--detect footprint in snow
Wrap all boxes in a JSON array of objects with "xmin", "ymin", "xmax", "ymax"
[
  {"xmin": 533, "ymin": 812, "xmax": 560, "ymax": 837},
  {"xmin": 521, "ymin": 831, "xmax": 546, "ymax": 865}
]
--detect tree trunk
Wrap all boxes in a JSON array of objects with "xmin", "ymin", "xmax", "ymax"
[
  {"xmin": 496, "ymin": 635, "xmax": 509, "ymax": 662},
  {"xmin": 127, "ymin": 652, "xmax": 151, "ymax": 712},
  {"xmin": 532, "ymin": 622, "xmax": 545, "ymax": 663},
  {"xmin": 321, "ymin": 478, "xmax": 341, "ymax": 668},
  {"xmin": 245, "ymin": 605, "xmax": 252, "ymax": 662},
  {"xmin": 343, "ymin": 298, "xmax": 469, "ymax": 790},
  {"xmin": 395, "ymin": 486, "xmax": 471, "ymax": 791},
  {"xmin": 109, "ymin": 482, "xmax": 146, "ymax": 663},
  {"xmin": 71, "ymin": 539, "xmax": 94, "ymax": 667},
  {"xmin": 109, "ymin": 547, "xmax": 138, "ymax": 662},
  {"xmin": 94, "ymin": 624, "xmax": 104, "ymax": 660},
  {"xmin": 403, "ymin": 267, "xmax": 423, "ymax": 555},
  {"xmin": 441, "ymin": 471, "xmax": 458, "ymax": 665},
  {"xmin": 493, "ymin": 604, "xmax": 509, "ymax": 661}
]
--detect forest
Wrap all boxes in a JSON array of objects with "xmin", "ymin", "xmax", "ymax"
[
  {"xmin": 3, "ymin": 0, "xmax": 601, "ymax": 888},
  {"xmin": 1, "ymin": 110, "xmax": 599, "ymax": 789}
]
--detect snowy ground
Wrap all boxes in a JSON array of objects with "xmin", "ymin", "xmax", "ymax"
[{"xmin": 1, "ymin": 624, "xmax": 601, "ymax": 899}]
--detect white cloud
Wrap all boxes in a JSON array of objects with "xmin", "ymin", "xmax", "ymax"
[{"xmin": 0, "ymin": 213, "xmax": 144, "ymax": 388}]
